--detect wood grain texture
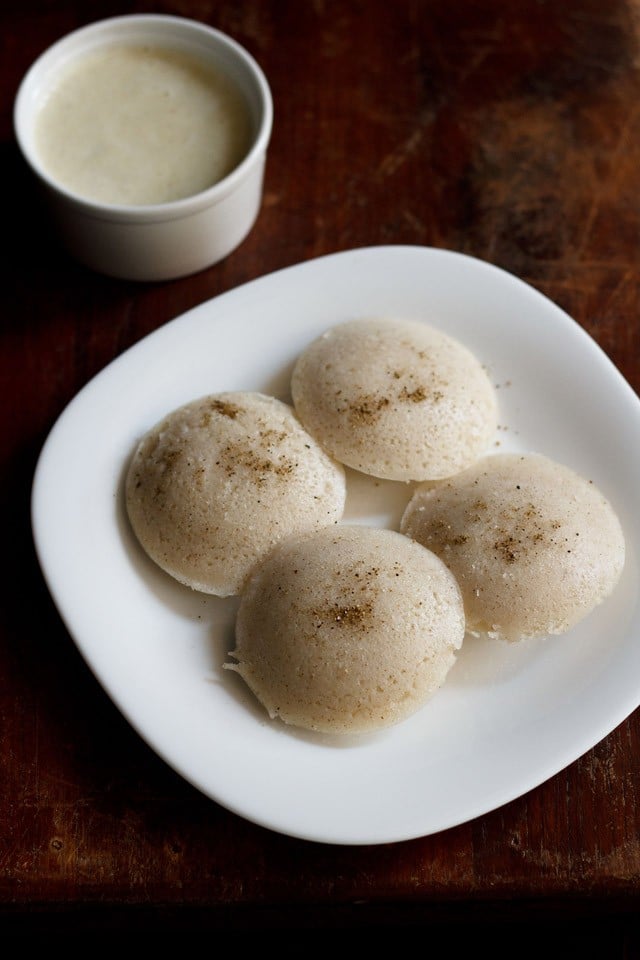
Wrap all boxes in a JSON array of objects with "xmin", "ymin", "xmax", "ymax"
[{"xmin": 2, "ymin": 0, "xmax": 640, "ymax": 941}]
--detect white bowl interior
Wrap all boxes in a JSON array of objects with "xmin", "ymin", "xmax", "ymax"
[{"xmin": 15, "ymin": 14, "xmax": 273, "ymax": 212}]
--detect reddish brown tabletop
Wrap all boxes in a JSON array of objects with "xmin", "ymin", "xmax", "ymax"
[{"xmin": 2, "ymin": 0, "xmax": 640, "ymax": 945}]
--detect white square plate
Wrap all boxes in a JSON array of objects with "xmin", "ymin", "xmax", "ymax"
[{"xmin": 31, "ymin": 246, "xmax": 640, "ymax": 845}]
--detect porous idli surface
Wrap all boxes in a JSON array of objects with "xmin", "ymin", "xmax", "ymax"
[
  {"xmin": 290, "ymin": 317, "xmax": 497, "ymax": 481},
  {"xmin": 227, "ymin": 525, "xmax": 465, "ymax": 734},
  {"xmin": 125, "ymin": 392, "xmax": 346, "ymax": 596},
  {"xmin": 401, "ymin": 452, "xmax": 626, "ymax": 642}
]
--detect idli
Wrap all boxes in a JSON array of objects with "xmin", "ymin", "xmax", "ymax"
[
  {"xmin": 125, "ymin": 391, "xmax": 346, "ymax": 596},
  {"xmin": 401, "ymin": 452, "xmax": 626, "ymax": 641},
  {"xmin": 291, "ymin": 317, "xmax": 498, "ymax": 481},
  {"xmin": 226, "ymin": 525, "xmax": 465, "ymax": 734}
]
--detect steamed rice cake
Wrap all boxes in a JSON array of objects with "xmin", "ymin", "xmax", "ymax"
[
  {"xmin": 400, "ymin": 452, "xmax": 626, "ymax": 641},
  {"xmin": 290, "ymin": 317, "xmax": 498, "ymax": 481},
  {"xmin": 226, "ymin": 525, "xmax": 465, "ymax": 734},
  {"xmin": 125, "ymin": 391, "xmax": 346, "ymax": 596}
]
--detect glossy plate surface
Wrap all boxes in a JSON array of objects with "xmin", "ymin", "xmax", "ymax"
[{"xmin": 31, "ymin": 246, "xmax": 640, "ymax": 845}]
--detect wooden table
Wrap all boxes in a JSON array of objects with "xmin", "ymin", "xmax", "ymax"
[{"xmin": 3, "ymin": 0, "xmax": 640, "ymax": 945}]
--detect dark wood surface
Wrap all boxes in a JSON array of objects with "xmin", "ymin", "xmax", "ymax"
[{"xmin": 2, "ymin": 0, "xmax": 640, "ymax": 946}]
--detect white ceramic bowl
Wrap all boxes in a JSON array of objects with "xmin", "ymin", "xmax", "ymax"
[{"xmin": 14, "ymin": 15, "xmax": 273, "ymax": 281}]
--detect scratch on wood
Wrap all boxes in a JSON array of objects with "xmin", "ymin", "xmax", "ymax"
[{"xmin": 375, "ymin": 126, "xmax": 426, "ymax": 181}]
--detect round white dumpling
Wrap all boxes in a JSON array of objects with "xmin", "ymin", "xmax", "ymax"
[
  {"xmin": 401, "ymin": 452, "xmax": 626, "ymax": 641},
  {"xmin": 226, "ymin": 525, "xmax": 465, "ymax": 734},
  {"xmin": 125, "ymin": 391, "xmax": 346, "ymax": 596},
  {"xmin": 291, "ymin": 317, "xmax": 498, "ymax": 481}
]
